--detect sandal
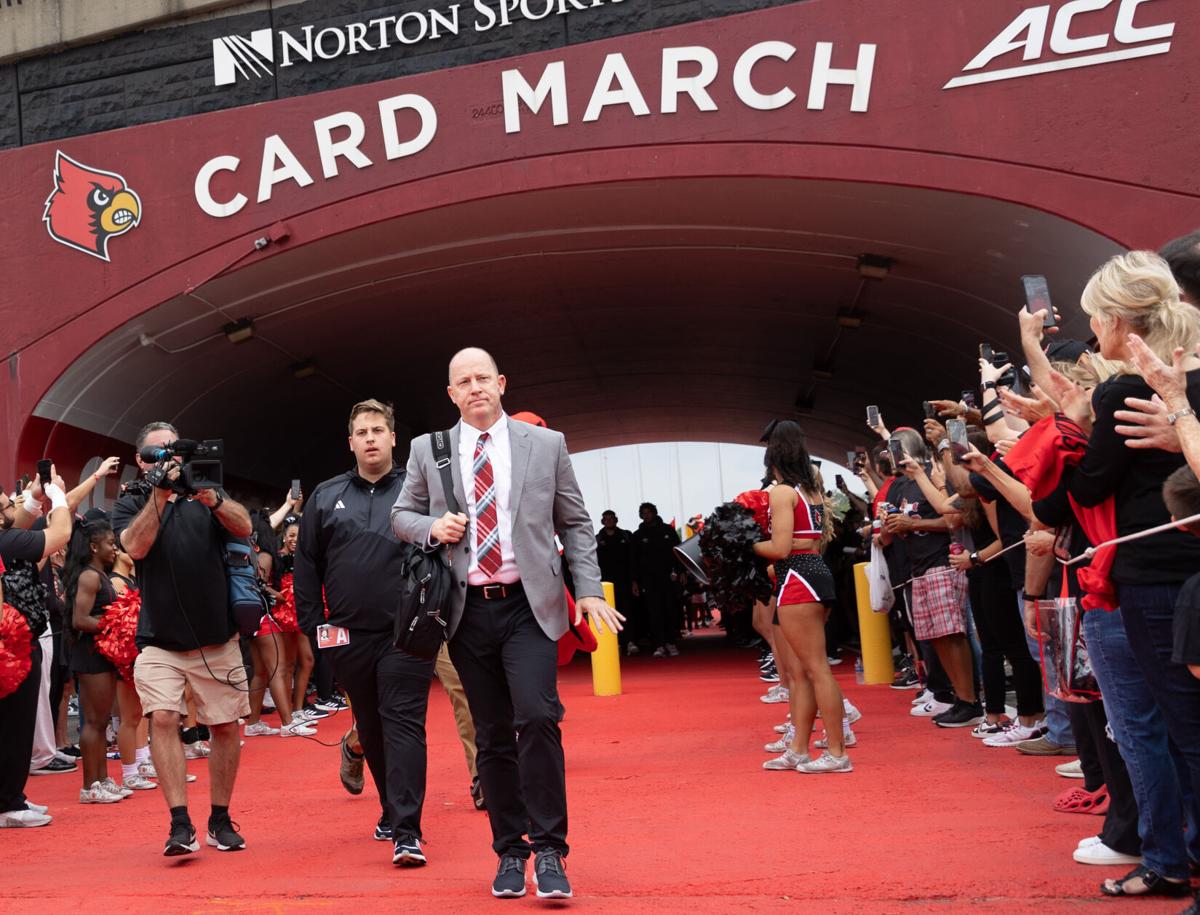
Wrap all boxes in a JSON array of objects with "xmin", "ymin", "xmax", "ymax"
[
  {"xmin": 1100, "ymin": 864, "xmax": 1191, "ymax": 898},
  {"xmin": 1054, "ymin": 785, "xmax": 1108, "ymax": 814}
]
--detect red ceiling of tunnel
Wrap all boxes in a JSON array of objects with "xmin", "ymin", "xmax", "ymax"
[{"xmin": 5, "ymin": 0, "xmax": 1199, "ymax": 484}]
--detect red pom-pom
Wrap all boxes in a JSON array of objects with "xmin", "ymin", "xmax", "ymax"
[
  {"xmin": 733, "ymin": 490, "xmax": 771, "ymax": 534},
  {"xmin": 272, "ymin": 573, "xmax": 300, "ymax": 633},
  {"xmin": 0, "ymin": 602, "xmax": 34, "ymax": 699},
  {"xmin": 97, "ymin": 590, "xmax": 142, "ymax": 681}
]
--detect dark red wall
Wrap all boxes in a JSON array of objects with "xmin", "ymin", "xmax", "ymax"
[{"xmin": 3, "ymin": 0, "xmax": 1199, "ymax": 483}]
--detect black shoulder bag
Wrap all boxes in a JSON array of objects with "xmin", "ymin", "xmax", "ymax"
[{"xmin": 394, "ymin": 430, "xmax": 458, "ymax": 660}]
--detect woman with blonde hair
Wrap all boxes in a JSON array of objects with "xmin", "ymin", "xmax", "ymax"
[{"xmin": 1053, "ymin": 250, "xmax": 1200, "ymax": 899}]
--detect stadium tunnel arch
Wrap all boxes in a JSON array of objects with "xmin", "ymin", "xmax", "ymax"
[{"xmin": 19, "ymin": 165, "xmax": 1125, "ymax": 493}]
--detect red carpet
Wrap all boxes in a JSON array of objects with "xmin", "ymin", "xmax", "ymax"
[{"xmin": 3, "ymin": 637, "xmax": 1189, "ymax": 913}]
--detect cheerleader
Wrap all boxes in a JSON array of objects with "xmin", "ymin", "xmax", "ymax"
[{"xmin": 754, "ymin": 421, "xmax": 851, "ymax": 774}]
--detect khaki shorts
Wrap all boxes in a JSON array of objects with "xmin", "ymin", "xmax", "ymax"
[{"xmin": 133, "ymin": 637, "xmax": 251, "ymax": 725}]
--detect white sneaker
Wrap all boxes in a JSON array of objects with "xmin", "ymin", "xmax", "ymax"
[
  {"xmin": 760, "ymin": 686, "xmax": 789, "ymax": 704},
  {"xmin": 912, "ymin": 689, "xmax": 932, "ymax": 706},
  {"xmin": 184, "ymin": 741, "xmax": 211, "ymax": 759},
  {"xmin": 1072, "ymin": 842, "xmax": 1142, "ymax": 866},
  {"xmin": 123, "ymin": 774, "xmax": 157, "ymax": 791},
  {"xmin": 665, "ymin": 644, "xmax": 680, "ymax": 657},
  {"xmin": 763, "ymin": 748, "xmax": 810, "ymax": 770},
  {"xmin": 625, "ymin": 643, "xmax": 639, "ymax": 657},
  {"xmin": 797, "ymin": 751, "xmax": 854, "ymax": 774},
  {"xmin": 814, "ymin": 730, "xmax": 857, "ymax": 749},
  {"xmin": 1077, "ymin": 835, "xmax": 1103, "ymax": 849},
  {"xmin": 282, "ymin": 721, "xmax": 317, "ymax": 737},
  {"xmin": 765, "ymin": 725, "xmax": 795, "ymax": 752},
  {"xmin": 1056, "ymin": 759, "xmax": 1085, "ymax": 779},
  {"xmin": 80, "ymin": 782, "xmax": 122, "ymax": 804},
  {"xmin": 244, "ymin": 722, "xmax": 280, "ymax": 737},
  {"xmin": 843, "ymin": 699, "xmax": 862, "ymax": 725},
  {"xmin": 910, "ymin": 699, "xmax": 954, "ymax": 718},
  {"xmin": 652, "ymin": 647, "xmax": 666, "ymax": 658},
  {"xmin": 970, "ymin": 718, "xmax": 1012, "ymax": 739},
  {"xmin": 982, "ymin": 721, "xmax": 1046, "ymax": 748},
  {"xmin": 100, "ymin": 777, "xmax": 133, "ymax": 798},
  {"xmin": 138, "ymin": 761, "xmax": 157, "ymax": 779},
  {"xmin": 24, "ymin": 801, "xmax": 48, "ymax": 815},
  {"xmin": 0, "ymin": 808, "xmax": 52, "ymax": 827},
  {"xmin": 773, "ymin": 721, "xmax": 790, "ymax": 734}
]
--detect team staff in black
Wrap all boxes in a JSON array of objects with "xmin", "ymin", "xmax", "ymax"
[
  {"xmin": 112, "ymin": 421, "xmax": 254, "ymax": 857},
  {"xmin": 632, "ymin": 502, "xmax": 682, "ymax": 657},
  {"xmin": 0, "ymin": 476, "xmax": 72, "ymax": 827},
  {"xmin": 294, "ymin": 399, "xmax": 436, "ymax": 868},
  {"xmin": 392, "ymin": 348, "xmax": 624, "ymax": 900},
  {"xmin": 596, "ymin": 510, "xmax": 636, "ymax": 654}
]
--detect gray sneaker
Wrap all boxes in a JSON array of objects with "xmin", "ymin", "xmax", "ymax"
[
  {"xmin": 798, "ymin": 750, "xmax": 854, "ymax": 774},
  {"xmin": 764, "ymin": 724, "xmax": 795, "ymax": 753},
  {"xmin": 763, "ymin": 748, "xmax": 810, "ymax": 770}
]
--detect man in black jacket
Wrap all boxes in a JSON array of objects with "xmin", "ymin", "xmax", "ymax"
[
  {"xmin": 632, "ymin": 503, "xmax": 681, "ymax": 657},
  {"xmin": 294, "ymin": 399, "xmax": 435, "ymax": 868}
]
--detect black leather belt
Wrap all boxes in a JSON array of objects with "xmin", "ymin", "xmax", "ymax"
[{"xmin": 467, "ymin": 581, "xmax": 524, "ymax": 600}]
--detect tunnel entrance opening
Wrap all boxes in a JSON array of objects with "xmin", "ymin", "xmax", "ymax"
[{"xmin": 22, "ymin": 175, "xmax": 1123, "ymax": 493}]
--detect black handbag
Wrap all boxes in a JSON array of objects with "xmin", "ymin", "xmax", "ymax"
[{"xmin": 394, "ymin": 429, "xmax": 458, "ymax": 660}]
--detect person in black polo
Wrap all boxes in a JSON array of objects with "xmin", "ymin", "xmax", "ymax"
[
  {"xmin": 294, "ymin": 398, "xmax": 435, "ymax": 868},
  {"xmin": 596, "ymin": 510, "xmax": 637, "ymax": 654},
  {"xmin": 111, "ymin": 421, "xmax": 254, "ymax": 857},
  {"xmin": 632, "ymin": 502, "xmax": 682, "ymax": 658}
]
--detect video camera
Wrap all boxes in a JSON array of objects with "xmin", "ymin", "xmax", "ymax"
[{"xmin": 139, "ymin": 439, "xmax": 224, "ymax": 493}]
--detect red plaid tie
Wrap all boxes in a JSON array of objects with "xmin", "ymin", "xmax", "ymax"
[{"xmin": 473, "ymin": 432, "xmax": 502, "ymax": 579}]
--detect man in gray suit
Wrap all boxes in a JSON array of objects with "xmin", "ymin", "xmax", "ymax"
[{"xmin": 391, "ymin": 347, "xmax": 623, "ymax": 900}]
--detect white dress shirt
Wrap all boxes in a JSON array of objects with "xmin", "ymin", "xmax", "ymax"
[{"xmin": 460, "ymin": 413, "xmax": 520, "ymax": 585}]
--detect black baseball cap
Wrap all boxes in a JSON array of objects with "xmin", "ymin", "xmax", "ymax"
[{"xmin": 1045, "ymin": 339, "xmax": 1090, "ymax": 363}]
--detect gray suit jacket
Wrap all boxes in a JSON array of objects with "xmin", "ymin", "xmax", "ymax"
[{"xmin": 390, "ymin": 417, "xmax": 604, "ymax": 641}]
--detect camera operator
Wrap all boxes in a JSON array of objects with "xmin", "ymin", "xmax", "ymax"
[
  {"xmin": 111, "ymin": 421, "xmax": 253, "ymax": 856},
  {"xmin": 0, "ymin": 472, "xmax": 73, "ymax": 827}
]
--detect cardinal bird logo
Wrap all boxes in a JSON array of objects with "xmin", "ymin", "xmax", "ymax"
[{"xmin": 43, "ymin": 151, "xmax": 142, "ymax": 262}]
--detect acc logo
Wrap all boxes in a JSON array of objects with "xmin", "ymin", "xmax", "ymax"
[
  {"xmin": 944, "ymin": 0, "xmax": 1174, "ymax": 89},
  {"xmin": 43, "ymin": 151, "xmax": 142, "ymax": 262}
]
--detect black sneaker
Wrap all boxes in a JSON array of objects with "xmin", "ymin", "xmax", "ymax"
[
  {"xmin": 164, "ymin": 821, "xmax": 200, "ymax": 856},
  {"xmin": 374, "ymin": 814, "xmax": 393, "ymax": 842},
  {"xmin": 491, "ymin": 855, "xmax": 527, "ymax": 898},
  {"xmin": 534, "ymin": 850, "xmax": 572, "ymax": 899},
  {"xmin": 30, "ymin": 756, "xmax": 76, "ymax": 775},
  {"xmin": 470, "ymin": 776, "xmax": 486, "ymax": 811},
  {"xmin": 889, "ymin": 669, "xmax": 920, "ymax": 690},
  {"xmin": 934, "ymin": 700, "xmax": 985, "ymax": 728},
  {"xmin": 206, "ymin": 817, "xmax": 246, "ymax": 851},
  {"xmin": 302, "ymin": 703, "xmax": 331, "ymax": 720},
  {"xmin": 392, "ymin": 836, "xmax": 426, "ymax": 867},
  {"xmin": 57, "ymin": 745, "xmax": 82, "ymax": 758}
]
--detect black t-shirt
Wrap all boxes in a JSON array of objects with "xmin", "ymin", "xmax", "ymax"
[
  {"xmin": 1068, "ymin": 371, "xmax": 1200, "ymax": 585},
  {"xmin": 885, "ymin": 477, "xmax": 950, "ymax": 577},
  {"xmin": 111, "ymin": 491, "xmax": 234, "ymax": 651},
  {"xmin": 0, "ymin": 528, "xmax": 49, "ymax": 637},
  {"xmin": 596, "ymin": 528, "xmax": 633, "ymax": 583},
  {"xmin": 969, "ymin": 459, "xmax": 1027, "ymax": 590},
  {"xmin": 1033, "ymin": 473, "xmax": 1092, "ymax": 600}
]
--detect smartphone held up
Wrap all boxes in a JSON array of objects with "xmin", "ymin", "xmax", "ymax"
[{"xmin": 1022, "ymin": 274, "xmax": 1056, "ymax": 328}]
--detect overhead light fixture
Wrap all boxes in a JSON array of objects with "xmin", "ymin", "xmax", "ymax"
[
  {"xmin": 857, "ymin": 254, "xmax": 892, "ymax": 280},
  {"xmin": 291, "ymin": 359, "xmax": 317, "ymax": 380},
  {"xmin": 836, "ymin": 310, "xmax": 863, "ymax": 328},
  {"xmin": 222, "ymin": 317, "xmax": 255, "ymax": 344}
]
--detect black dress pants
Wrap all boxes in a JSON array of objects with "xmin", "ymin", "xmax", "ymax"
[
  {"xmin": 641, "ymin": 584, "xmax": 676, "ymax": 650},
  {"xmin": 1068, "ymin": 699, "xmax": 1141, "ymax": 856},
  {"xmin": 0, "ymin": 641, "xmax": 41, "ymax": 812},
  {"xmin": 969, "ymin": 567, "xmax": 1043, "ymax": 716},
  {"xmin": 449, "ymin": 588, "xmax": 567, "ymax": 859},
  {"xmin": 326, "ymin": 630, "xmax": 433, "ymax": 838}
]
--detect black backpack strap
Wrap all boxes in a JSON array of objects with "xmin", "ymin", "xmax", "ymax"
[{"xmin": 432, "ymin": 429, "xmax": 460, "ymax": 516}]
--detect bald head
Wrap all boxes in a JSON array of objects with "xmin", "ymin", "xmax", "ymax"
[
  {"xmin": 448, "ymin": 347, "xmax": 499, "ymax": 382},
  {"xmin": 447, "ymin": 347, "xmax": 506, "ymax": 431}
]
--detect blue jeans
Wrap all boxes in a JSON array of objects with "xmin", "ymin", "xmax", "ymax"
[
  {"xmin": 1119, "ymin": 585, "xmax": 1200, "ymax": 866},
  {"xmin": 1084, "ymin": 606, "xmax": 1196, "ymax": 878}
]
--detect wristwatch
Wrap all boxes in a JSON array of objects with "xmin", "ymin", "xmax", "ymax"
[
  {"xmin": 969, "ymin": 551, "xmax": 981, "ymax": 567},
  {"xmin": 212, "ymin": 490, "xmax": 225, "ymax": 511},
  {"xmin": 1167, "ymin": 406, "xmax": 1196, "ymax": 425}
]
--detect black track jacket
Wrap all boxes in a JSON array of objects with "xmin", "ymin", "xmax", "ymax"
[{"xmin": 294, "ymin": 465, "xmax": 409, "ymax": 635}]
